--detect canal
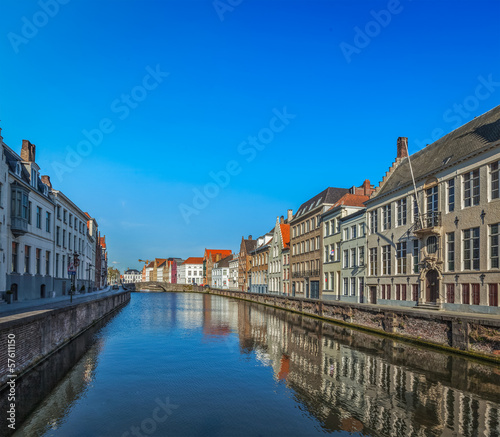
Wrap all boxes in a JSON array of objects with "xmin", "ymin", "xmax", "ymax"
[{"xmin": 13, "ymin": 292, "xmax": 500, "ymax": 436}]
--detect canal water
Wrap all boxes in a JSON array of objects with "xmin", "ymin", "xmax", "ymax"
[{"xmin": 13, "ymin": 293, "xmax": 500, "ymax": 437}]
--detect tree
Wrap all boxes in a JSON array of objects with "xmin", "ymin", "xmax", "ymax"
[{"xmin": 107, "ymin": 267, "xmax": 121, "ymax": 283}]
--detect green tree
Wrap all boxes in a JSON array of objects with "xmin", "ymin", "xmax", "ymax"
[{"xmin": 107, "ymin": 267, "xmax": 121, "ymax": 283}]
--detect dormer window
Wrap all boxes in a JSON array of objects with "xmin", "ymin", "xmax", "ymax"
[
  {"xmin": 15, "ymin": 163, "xmax": 21, "ymax": 177},
  {"xmin": 31, "ymin": 169, "xmax": 38, "ymax": 189},
  {"xmin": 43, "ymin": 185, "xmax": 48, "ymax": 196}
]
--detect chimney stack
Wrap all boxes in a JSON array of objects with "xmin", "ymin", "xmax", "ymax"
[
  {"xmin": 280, "ymin": 215, "xmax": 284, "ymax": 224},
  {"xmin": 21, "ymin": 139, "xmax": 36, "ymax": 162},
  {"xmin": 397, "ymin": 137, "xmax": 408, "ymax": 159},
  {"xmin": 248, "ymin": 235, "xmax": 252, "ymax": 240},
  {"xmin": 362, "ymin": 179, "xmax": 373, "ymax": 196},
  {"xmin": 287, "ymin": 209, "xmax": 293, "ymax": 222},
  {"xmin": 41, "ymin": 175, "xmax": 52, "ymax": 188}
]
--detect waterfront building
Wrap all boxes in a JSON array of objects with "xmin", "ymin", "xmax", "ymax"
[
  {"xmin": 268, "ymin": 214, "xmax": 291, "ymax": 295},
  {"xmin": 321, "ymin": 188, "xmax": 371, "ymax": 301},
  {"xmin": 238, "ymin": 236, "xmax": 257, "ymax": 292},
  {"xmin": 98, "ymin": 235, "xmax": 108, "ymax": 288},
  {"xmin": 290, "ymin": 187, "xmax": 348, "ymax": 299},
  {"xmin": 229, "ymin": 256, "xmax": 239, "ymax": 290},
  {"xmin": 85, "ymin": 213, "xmax": 98, "ymax": 291},
  {"xmin": 365, "ymin": 106, "xmax": 500, "ymax": 314},
  {"xmin": 178, "ymin": 257, "xmax": 203, "ymax": 285},
  {"xmin": 145, "ymin": 261, "xmax": 154, "ymax": 282},
  {"xmin": 339, "ymin": 209, "xmax": 368, "ymax": 303},
  {"xmin": 123, "ymin": 268, "xmax": 142, "ymax": 283},
  {"xmin": 203, "ymin": 249, "xmax": 232, "ymax": 285},
  {"xmin": 152, "ymin": 258, "xmax": 166, "ymax": 282},
  {"xmin": 212, "ymin": 255, "xmax": 233, "ymax": 289},
  {"xmin": 249, "ymin": 233, "xmax": 272, "ymax": 294}
]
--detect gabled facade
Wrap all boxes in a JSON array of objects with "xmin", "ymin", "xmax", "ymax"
[
  {"xmin": 212, "ymin": 255, "xmax": 233, "ymax": 289},
  {"xmin": 178, "ymin": 257, "xmax": 203, "ymax": 284},
  {"xmin": 238, "ymin": 236, "xmax": 257, "ymax": 292},
  {"xmin": 268, "ymin": 214, "xmax": 291, "ymax": 295},
  {"xmin": 203, "ymin": 249, "xmax": 232, "ymax": 285},
  {"xmin": 365, "ymin": 106, "xmax": 500, "ymax": 315},
  {"xmin": 229, "ymin": 256, "xmax": 239, "ymax": 290},
  {"xmin": 249, "ymin": 233, "xmax": 272, "ymax": 294}
]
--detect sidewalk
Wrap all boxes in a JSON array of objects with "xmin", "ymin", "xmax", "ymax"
[{"xmin": 0, "ymin": 286, "xmax": 127, "ymax": 322}]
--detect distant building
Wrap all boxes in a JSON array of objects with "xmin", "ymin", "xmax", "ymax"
[
  {"xmin": 178, "ymin": 257, "xmax": 203, "ymax": 284},
  {"xmin": 268, "ymin": 213, "xmax": 291, "ymax": 295},
  {"xmin": 229, "ymin": 256, "xmax": 239, "ymax": 290},
  {"xmin": 203, "ymin": 249, "xmax": 232, "ymax": 285},
  {"xmin": 249, "ymin": 233, "xmax": 272, "ymax": 294},
  {"xmin": 212, "ymin": 255, "xmax": 233, "ymax": 289},
  {"xmin": 124, "ymin": 268, "xmax": 142, "ymax": 283},
  {"xmin": 238, "ymin": 236, "xmax": 257, "ymax": 292}
]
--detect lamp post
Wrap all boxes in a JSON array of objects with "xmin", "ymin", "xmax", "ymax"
[{"xmin": 86, "ymin": 263, "xmax": 94, "ymax": 293}]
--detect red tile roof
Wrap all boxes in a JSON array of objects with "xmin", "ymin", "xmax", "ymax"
[
  {"xmin": 184, "ymin": 257, "xmax": 204, "ymax": 265},
  {"xmin": 331, "ymin": 193, "xmax": 369, "ymax": 209},
  {"xmin": 99, "ymin": 236, "xmax": 106, "ymax": 249},
  {"xmin": 280, "ymin": 223, "xmax": 290, "ymax": 249},
  {"xmin": 204, "ymin": 249, "xmax": 232, "ymax": 261}
]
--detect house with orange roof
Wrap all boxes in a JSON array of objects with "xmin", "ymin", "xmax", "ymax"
[
  {"xmin": 321, "ymin": 182, "xmax": 373, "ymax": 301},
  {"xmin": 154, "ymin": 258, "xmax": 167, "ymax": 282},
  {"xmin": 178, "ymin": 257, "xmax": 204, "ymax": 284},
  {"xmin": 203, "ymin": 249, "xmax": 232, "ymax": 285},
  {"xmin": 269, "ymin": 214, "xmax": 292, "ymax": 295}
]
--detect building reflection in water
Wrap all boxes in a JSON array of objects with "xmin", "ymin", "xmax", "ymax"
[{"xmin": 200, "ymin": 296, "xmax": 500, "ymax": 437}]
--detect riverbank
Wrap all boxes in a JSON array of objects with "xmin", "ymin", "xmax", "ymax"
[
  {"xmin": 0, "ymin": 289, "xmax": 130, "ymax": 389},
  {"xmin": 132, "ymin": 282, "xmax": 500, "ymax": 363}
]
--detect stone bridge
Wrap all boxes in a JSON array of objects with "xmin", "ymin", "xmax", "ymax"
[{"xmin": 124, "ymin": 282, "xmax": 206, "ymax": 293}]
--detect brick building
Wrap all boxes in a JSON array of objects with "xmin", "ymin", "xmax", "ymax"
[{"xmin": 238, "ymin": 236, "xmax": 257, "ymax": 292}]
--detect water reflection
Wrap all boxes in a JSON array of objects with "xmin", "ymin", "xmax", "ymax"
[{"xmin": 13, "ymin": 294, "xmax": 500, "ymax": 437}]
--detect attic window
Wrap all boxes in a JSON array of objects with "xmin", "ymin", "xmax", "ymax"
[
  {"xmin": 442, "ymin": 156, "xmax": 452, "ymax": 166},
  {"xmin": 15, "ymin": 163, "xmax": 21, "ymax": 177}
]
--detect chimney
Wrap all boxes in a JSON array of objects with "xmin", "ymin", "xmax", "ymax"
[
  {"xmin": 248, "ymin": 235, "xmax": 252, "ymax": 240},
  {"xmin": 362, "ymin": 179, "xmax": 372, "ymax": 196},
  {"xmin": 280, "ymin": 215, "xmax": 284, "ymax": 224},
  {"xmin": 41, "ymin": 175, "xmax": 52, "ymax": 188},
  {"xmin": 21, "ymin": 139, "xmax": 36, "ymax": 162},
  {"xmin": 397, "ymin": 137, "xmax": 408, "ymax": 159},
  {"xmin": 287, "ymin": 209, "xmax": 293, "ymax": 222}
]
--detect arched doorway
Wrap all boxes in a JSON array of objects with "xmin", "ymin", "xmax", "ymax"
[
  {"xmin": 425, "ymin": 270, "xmax": 439, "ymax": 303},
  {"xmin": 41, "ymin": 284, "xmax": 46, "ymax": 298}
]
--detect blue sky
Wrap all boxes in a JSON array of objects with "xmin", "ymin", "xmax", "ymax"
[{"xmin": 1, "ymin": 0, "xmax": 499, "ymax": 271}]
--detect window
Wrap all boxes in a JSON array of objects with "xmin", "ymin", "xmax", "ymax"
[
  {"xmin": 491, "ymin": 161, "xmax": 499, "ymax": 200},
  {"xmin": 382, "ymin": 245, "xmax": 391, "ymax": 275},
  {"xmin": 413, "ymin": 240, "xmax": 419, "ymax": 273},
  {"xmin": 36, "ymin": 248, "xmax": 41, "ymax": 274},
  {"xmin": 343, "ymin": 278, "xmax": 348, "ymax": 295},
  {"xmin": 462, "ymin": 284, "xmax": 470, "ymax": 304},
  {"xmin": 351, "ymin": 225, "xmax": 357, "ymax": 239},
  {"xmin": 351, "ymin": 278, "xmax": 356, "ymax": 296},
  {"xmin": 46, "ymin": 212, "xmax": 51, "ymax": 233},
  {"xmin": 63, "ymin": 209, "xmax": 67, "ymax": 223},
  {"xmin": 306, "ymin": 221, "xmax": 309, "ymax": 232},
  {"xmin": 396, "ymin": 242, "xmax": 407, "ymax": 274},
  {"xmin": 447, "ymin": 233, "xmax": 455, "ymax": 271},
  {"xmin": 69, "ymin": 213, "xmax": 73, "ymax": 227},
  {"xmin": 412, "ymin": 284, "xmax": 419, "ymax": 301},
  {"xmin": 489, "ymin": 284, "xmax": 498, "ymax": 307},
  {"xmin": 316, "ymin": 236, "xmax": 320, "ymax": 250},
  {"xmin": 56, "ymin": 227, "xmax": 61, "ymax": 246},
  {"xmin": 74, "ymin": 217, "xmax": 77, "ymax": 229},
  {"xmin": 397, "ymin": 198, "xmax": 407, "ymax": 226},
  {"xmin": 28, "ymin": 202, "xmax": 32, "ymax": 225},
  {"xmin": 24, "ymin": 245, "xmax": 31, "ymax": 274},
  {"xmin": 382, "ymin": 284, "xmax": 386, "ymax": 299},
  {"xmin": 330, "ymin": 220, "xmax": 335, "ymax": 235},
  {"xmin": 447, "ymin": 179, "xmax": 455, "ymax": 212},
  {"xmin": 324, "ymin": 246, "xmax": 329, "ymax": 263},
  {"xmin": 426, "ymin": 186, "xmax": 438, "ymax": 212},
  {"xmin": 413, "ymin": 195, "xmax": 419, "ymax": 222},
  {"xmin": 386, "ymin": 284, "xmax": 391, "ymax": 300},
  {"xmin": 369, "ymin": 248, "xmax": 377, "ymax": 276},
  {"xmin": 11, "ymin": 187, "xmax": 29, "ymax": 222},
  {"xmin": 402, "ymin": 284, "xmax": 407, "ymax": 301},
  {"xmin": 472, "ymin": 283, "xmax": 480, "ymax": 305},
  {"xmin": 344, "ymin": 228, "xmax": 350, "ymax": 240},
  {"xmin": 56, "ymin": 253, "xmax": 59, "ymax": 277},
  {"xmin": 463, "ymin": 169, "xmax": 480, "ymax": 207},
  {"xmin": 359, "ymin": 247, "xmax": 365, "ymax": 266},
  {"xmin": 463, "ymin": 227, "xmax": 480, "ymax": 270},
  {"xmin": 36, "ymin": 207, "xmax": 42, "ymax": 228},
  {"xmin": 491, "ymin": 223, "xmax": 499, "ymax": 269},
  {"xmin": 12, "ymin": 242, "xmax": 18, "ymax": 273},
  {"xmin": 351, "ymin": 248, "xmax": 356, "ymax": 267},
  {"xmin": 370, "ymin": 210, "xmax": 378, "ymax": 234},
  {"xmin": 446, "ymin": 284, "xmax": 455, "ymax": 303},
  {"xmin": 63, "ymin": 230, "xmax": 66, "ymax": 248},
  {"xmin": 427, "ymin": 236, "xmax": 438, "ymax": 254},
  {"xmin": 343, "ymin": 250, "xmax": 349, "ymax": 268},
  {"xmin": 62, "ymin": 255, "xmax": 66, "ymax": 278},
  {"xmin": 396, "ymin": 284, "xmax": 400, "ymax": 300},
  {"xmin": 382, "ymin": 204, "xmax": 391, "ymax": 230},
  {"xmin": 57, "ymin": 205, "xmax": 61, "ymax": 220}
]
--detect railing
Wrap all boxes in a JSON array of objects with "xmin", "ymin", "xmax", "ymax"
[
  {"xmin": 292, "ymin": 270, "xmax": 320, "ymax": 278},
  {"xmin": 415, "ymin": 212, "xmax": 441, "ymax": 231}
]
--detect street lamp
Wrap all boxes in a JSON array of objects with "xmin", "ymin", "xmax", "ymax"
[{"xmin": 86, "ymin": 263, "xmax": 94, "ymax": 293}]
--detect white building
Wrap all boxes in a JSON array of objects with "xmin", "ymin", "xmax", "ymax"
[
  {"xmin": 212, "ymin": 255, "xmax": 232, "ymax": 289},
  {"xmin": 145, "ymin": 261, "xmax": 154, "ymax": 282},
  {"xmin": 229, "ymin": 256, "xmax": 239, "ymax": 290},
  {"xmin": 178, "ymin": 257, "xmax": 203, "ymax": 285},
  {"xmin": 123, "ymin": 268, "xmax": 142, "ymax": 283}
]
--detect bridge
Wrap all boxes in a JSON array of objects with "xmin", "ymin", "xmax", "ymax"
[{"xmin": 123, "ymin": 282, "xmax": 206, "ymax": 293}]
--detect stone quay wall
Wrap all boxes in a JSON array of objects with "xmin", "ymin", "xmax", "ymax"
[
  {"xmin": 0, "ymin": 291, "xmax": 130, "ymax": 387},
  {"xmin": 132, "ymin": 282, "xmax": 500, "ymax": 362}
]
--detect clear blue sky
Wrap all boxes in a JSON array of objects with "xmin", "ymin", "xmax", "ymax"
[{"xmin": 1, "ymin": 0, "xmax": 499, "ymax": 271}]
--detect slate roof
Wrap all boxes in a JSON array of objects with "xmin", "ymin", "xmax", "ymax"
[
  {"xmin": 214, "ymin": 254, "xmax": 233, "ymax": 268},
  {"xmin": 376, "ymin": 105, "xmax": 500, "ymax": 197},
  {"xmin": 293, "ymin": 187, "xmax": 349, "ymax": 220},
  {"xmin": 244, "ymin": 239, "xmax": 257, "ymax": 253}
]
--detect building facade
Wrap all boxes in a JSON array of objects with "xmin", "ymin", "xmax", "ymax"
[
  {"xmin": 178, "ymin": 257, "xmax": 203, "ymax": 284},
  {"xmin": 229, "ymin": 256, "xmax": 239, "ymax": 290},
  {"xmin": 212, "ymin": 255, "xmax": 232, "ymax": 289},
  {"xmin": 238, "ymin": 236, "xmax": 257, "ymax": 292},
  {"xmin": 123, "ymin": 268, "xmax": 142, "ymax": 283},
  {"xmin": 365, "ymin": 109, "xmax": 500, "ymax": 315},
  {"xmin": 268, "ymin": 216, "xmax": 291, "ymax": 295},
  {"xmin": 203, "ymin": 249, "xmax": 232, "ymax": 286},
  {"xmin": 249, "ymin": 233, "xmax": 272, "ymax": 294}
]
